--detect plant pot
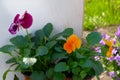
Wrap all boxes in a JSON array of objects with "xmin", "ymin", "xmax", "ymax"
[{"xmin": 24, "ymin": 75, "xmax": 30, "ymax": 80}]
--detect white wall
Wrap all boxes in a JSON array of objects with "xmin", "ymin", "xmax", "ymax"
[{"xmin": 0, "ymin": 0, "xmax": 84, "ymax": 80}]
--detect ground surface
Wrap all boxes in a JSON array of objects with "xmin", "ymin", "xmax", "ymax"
[{"xmin": 82, "ymin": 26, "xmax": 119, "ymax": 80}]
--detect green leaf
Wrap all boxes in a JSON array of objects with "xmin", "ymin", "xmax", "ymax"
[
  {"xmin": 6, "ymin": 58, "xmax": 16, "ymax": 64},
  {"xmin": 46, "ymin": 68, "xmax": 54, "ymax": 79},
  {"xmin": 70, "ymin": 62, "xmax": 78, "ymax": 68},
  {"xmin": 76, "ymin": 52, "xmax": 85, "ymax": 59},
  {"xmin": 36, "ymin": 46, "xmax": 48, "ymax": 56},
  {"xmin": 80, "ymin": 59, "xmax": 93, "ymax": 68},
  {"xmin": 72, "ymin": 75, "xmax": 81, "ymax": 80},
  {"xmin": 86, "ymin": 32, "xmax": 102, "ymax": 45},
  {"xmin": 10, "ymin": 35, "xmax": 29, "ymax": 48},
  {"xmin": 54, "ymin": 62, "xmax": 69, "ymax": 72},
  {"xmin": 53, "ymin": 72, "xmax": 65, "ymax": 80},
  {"xmin": 62, "ymin": 28, "xmax": 73, "ymax": 38},
  {"xmin": 30, "ymin": 71, "xmax": 46, "ymax": 80},
  {"xmin": 43, "ymin": 23, "xmax": 53, "ymax": 37},
  {"xmin": 46, "ymin": 41, "xmax": 57, "ymax": 49},
  {"xmin": 3, "ymin": 69, "xmax": 10, "ymax": 80},
  {"xmin": 52, "ymin": 52, "xmax": 66, "ymax": 60},
  {"xmin": 72, "ymin": 67, "xmax": 80, "ymax": 75},
  {"xmin": 80, "ymin": 71, "xmax": 87, "ymax": 79},
  {"xmin": 0, "ymin": 45, "xmax": 15, "ymax": 54},
  {"xmin": 92, "ymin": 61, "xmax": 103, "ymax": 75},
  {"xmin": 50, "ymin": 32, "xmax": 63, "ymax": 40},
  {"xmin": 34, "ymin": 29, "xmax": 44, "ymax": 45},
  {"xmin": 14, "ymin": 75, "xmax": 19, "ymax": 80},
  {"xmin": 23, "ymin": 48, "xmax": 31, "ymax": 57}
]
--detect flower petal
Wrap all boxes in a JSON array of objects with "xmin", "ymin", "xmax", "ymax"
[
  {"xmin": 13, "ymin": 14, "xmax": 20, "ymax": 23},
  {"xmin": 20, "ymin": 11, "xmax": 33, "ymax": 29},
  {"xmin": 8, "ymin": 23, "xmax": 19, "ymax": 34}
]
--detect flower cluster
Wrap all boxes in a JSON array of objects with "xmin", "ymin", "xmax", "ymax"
[
  {"xmin": 96, "ymin": 27, "xmax": 120, "ymax": 80},
  {"xmin": 0, "ymin": 11, "xmax": 104, "ymax": 80}
]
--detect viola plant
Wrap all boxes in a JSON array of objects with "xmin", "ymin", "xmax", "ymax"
[
  {"xmin": 0, "ymin": 11, "xmax": 104, "ymax": 80},
  {"xmin": 97, "ymin": 27, "xmax": 120, "ymax": 80}
]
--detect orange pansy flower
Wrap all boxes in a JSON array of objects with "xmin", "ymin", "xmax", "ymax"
[
  {"xmin": 106, "ymin": 46, "xmax": 113, "ymax": 58},
  {"xmin": 64, "ymin": 34, "xmax": 82, "ymax": 54},
  {"xmin": 103, "ymin": 38, "xmax": 113, "ymax": 58}
]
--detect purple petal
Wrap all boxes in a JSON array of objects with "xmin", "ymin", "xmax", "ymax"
[
  {"xmin": 109, "ymin": 71, "xmax": 115, "ymax": 77},
  {"xmin": 8, "ymin": 23, "xmax": 18, "ymax": 34},
  {"xmin": 20, "ymin": 11, "xmax": 33, "ymax": 29},
  {"xmin": 102, "ymin": 34, "xmax": 110, "ymax": 39},
  {"xmin": 100, "ymin": 40, "xmax": 105, "ymax": 45},
  {"xmin": 115, "ymin": 27, "xmax": 120, "ymax": 37},
  {"xmin": 13, "ymin": 14, "xmax": 20, "ymax": 23}
]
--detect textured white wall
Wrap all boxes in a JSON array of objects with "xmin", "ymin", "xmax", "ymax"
[{"xmin": 0, "ymin": 0, "xmax": 84, "ymax": 80}]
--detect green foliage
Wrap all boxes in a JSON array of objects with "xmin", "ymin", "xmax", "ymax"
[
  {"xmin": 54, "ymin": 62, "xmax": 69, "ymax": 72},
  {"xmin": 84, "ymin": 0, "xmax": 120, "ymax": 30},
  {"xmin": 86, "ymin": 32, "xmax": 102, "ymax": 45},
  {"xmin": 0, "ymin": 23, "xmax": 104, "ymax": 80}
]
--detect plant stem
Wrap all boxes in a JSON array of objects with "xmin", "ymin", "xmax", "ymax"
[{"xmin": 26, "ymin": 29, "xmax": 31, "ymax": 43}]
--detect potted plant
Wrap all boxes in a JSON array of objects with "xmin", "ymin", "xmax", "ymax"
[{"xmin": 0, "ymin": 11, "xmax": 104, "ymax": 80}]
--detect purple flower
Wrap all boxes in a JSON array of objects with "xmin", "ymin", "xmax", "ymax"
[
  {"xmin": 117, "ymin": 62, "xmax": 120, "ymax": 66},
  {"xmin": 109, "ymin": 56, "xmax": 115, "ymax": 61},
  {"xmin": 100, "ymin": 40, "xmax": 105, "ymax": 45},
  {"xmin": 115, "ymin": 27, "xmax": 120, "ymax": 37},
  {"xmin": 94, "ymin": 56, "xmax": 100, "ymax": 61},
  {"xmin": 8, "ymin": 11, "xmax": 33, "ymax": 34},
  {"xmin": 109, "ymin": 71, "xmax": 115, "ymax": 77},
  {"xmin": 116, "ymin": 77, "xmax": 120, "ymax": 80},
  {"xmin": 112, "ymin": 49, "xmax": 117, "ymax": 54},
  {"xmin": 95, "ymin": 47, "xmax": 101, "ymax": 53},
  {"xmin": 116, "ymin": 54, "xmax": 120, "ymax": 62},
  {"xmin": 8, "ymin": 14, "xmax": 20, "ymax": 34},
  {"xmin": 102, "ymin": 34, "xmax": 110, "ymax": 39}
]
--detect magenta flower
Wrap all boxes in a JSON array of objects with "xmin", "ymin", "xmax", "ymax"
[
  {"xmin": 20, "ymin": 11, "xmax": 33, "ymax": 29},
  {"xmin": 8, "ymin": 11, "xmax": 33, "ymax": 34}
]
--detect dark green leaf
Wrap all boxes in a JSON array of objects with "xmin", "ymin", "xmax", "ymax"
[
  {"xmin": 30, "ymin": 71, "xmax": 46, "ymax": 80},
  {"xmin": 36, "ymin": 46, "xmax": 48, "ymax": 56},
  {"xmin": 52, "ymin": 52, "xmax": 66, "ymax": 60},
  {"xmin": 23, "ymin": 48, "xmax": 30, "ymax": 57},
  {"xmin": 46, "ymin": 41, "xmax": 57, "ymax": 49},
  {"xmin": 53, "ymin": 72, "xmax": 65, "ymax": 80},
  {"xmin": 72, "ymin": 67, "xmax": 80, "ymax": 75},
  {"xmin": 92, "ymin": 61, "xmax": 103, "ymax": 75},
  {"xmin": 80, "ymin": 71, "xmax": 87, "ymax": 79},
  {"xmin": 10, "ymin": 35, "xmax": 29, "ymax": 48},
  {"xmin": 76, "ymin": 52, "xmax": 85, "ymax": 59},
  {"xmin": 46, "ymin": 68, "xmax": 54, "ymax": 79},
  {"xmin": 86, "ymin": 32, "xmax": 102, "ymax": 45},
  {"xmin": 50, "ymin": 32, "xmax": 63, "ymax": 40},
  {"xmin": 70, "ymin": 62, "xmax": 78, "ymax": 68},
  {"xmin": 14, "ymin": 75, "xmax": 19, "ymax": 80},
  {"xmin": 54, "ymin": 62, "xmax": 69, "ymax": 72},
  {"xmin": 72, "ymin": 75, "xmax": 81, "ymax": 80},
  {"xmin": 6, "ymin": 58, "xmax": 16, "ymax": 64},
  {"xmin": 3, "ymin": 69, "xmax": 10, "ymax": 80},
  {"xmin": 0, "ymin": 45, "xmax": 15, "ymax": 54},
  {"xmin": 62, "ymin": 28, "xmax": 73, "ymax": 38},
  {"xmin": 43, "ymin": 23, "xmax": 53, "ymax": 37},
  {"xmin": 80, "ymin": 59, "xmax": 93, "ymax": 68}
]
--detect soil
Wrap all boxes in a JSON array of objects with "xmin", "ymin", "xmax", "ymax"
[{"xmin": 82, "ymin": 26, "xmax": 119, "ymax": 80}]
